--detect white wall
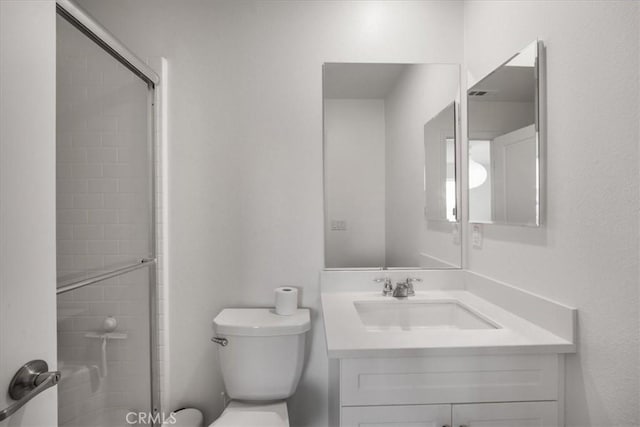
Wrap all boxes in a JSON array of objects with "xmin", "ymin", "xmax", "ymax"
[
  {"xmin": 385, "ymin": 65, "xmax": 460, "ymax": 267},
  {"xmin": 324, "ymin": 99, "xmax": 386, "ymax": 268},
  {"xmin": 464, "ymin": 1, "xmax": 639, "ymax": 425},
  {"xmin": 74, "ymin": 1, "xmax": 464, "ymax": 424}
]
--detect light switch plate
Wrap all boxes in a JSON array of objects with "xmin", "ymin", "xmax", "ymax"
[{"xmin": 472, "ymin": 224, "xmax": 483, "ymax": 249}]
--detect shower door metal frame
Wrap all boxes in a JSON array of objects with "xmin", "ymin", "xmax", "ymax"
[{"xmin": 55, "ymin": 0, "xmax": 161, "ymax": 421}]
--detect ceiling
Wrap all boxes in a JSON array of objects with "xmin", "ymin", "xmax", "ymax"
[{"xmin": 469, "ymin": 66, "xmax": 535, "ymax": 103}]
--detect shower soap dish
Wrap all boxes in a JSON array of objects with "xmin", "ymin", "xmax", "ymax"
[{"xmin": 84, "ymin": 332, "xmax": 128, "ymax": 340}]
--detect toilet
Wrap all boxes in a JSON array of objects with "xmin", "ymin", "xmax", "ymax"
[{"xmin": 210, "ymin": 308, "xmax": 311, "ymax": 426}]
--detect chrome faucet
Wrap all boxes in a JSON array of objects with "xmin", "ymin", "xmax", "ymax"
[
  {"xmin": 391, "ymin": 277, "xmax": 423, "ymax": 297},
  {"xmin": 392, "ymin": 281, "xmax": 410, "ymax": 297},
  {"xmin": 375, "ymin": 277, "xmax": 423, "ymax": 297},
  {"xmin": 373, "ymin": 277, "xmax": 394, "ymax": 296}
]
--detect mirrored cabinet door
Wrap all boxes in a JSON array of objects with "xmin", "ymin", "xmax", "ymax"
[{"xmin": 467, "ymin": 41, "xmax": 544, "ymax": 227}]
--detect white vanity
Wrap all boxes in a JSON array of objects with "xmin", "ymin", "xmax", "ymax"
[
  {"xmin": 320, "ymin": 44, "xmax": 571, "ymax": 427},
  {"xmin": 321, "ymin": 270, "xmax": 576, "ymax": 427}
]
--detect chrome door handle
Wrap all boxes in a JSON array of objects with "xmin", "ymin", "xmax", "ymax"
[{"xmin": 0, "ymin": 360, "xmax": 60, "ymax": 421}]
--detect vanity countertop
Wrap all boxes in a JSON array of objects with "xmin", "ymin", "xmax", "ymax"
[{"xmin": 321, "ymin": 289, "xmax": 576, "ymax": 358}]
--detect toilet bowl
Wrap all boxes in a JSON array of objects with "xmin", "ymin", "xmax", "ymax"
[
  {"xmin": 210, "ymin": 401, "xmax": 288, "ymax": 427},
  {"xmin": 209, "ymin": 308, "xmax": 310, "ymax": 427}
]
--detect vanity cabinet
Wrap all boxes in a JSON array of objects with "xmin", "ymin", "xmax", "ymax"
[
  {"xmin": 331, "ymin": 354, "xmax": 564, "ymax": 427},
  {"xmin": 342, "ymin": 401, "xmax": 557, "ymax": 427}
]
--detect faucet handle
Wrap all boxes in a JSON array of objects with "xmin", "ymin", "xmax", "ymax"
[
  {"xmin": 405, "ymin": 277, "xmax": 422, "ymax": 295},
  {"xmin": 373, "ymin": 277, "xmax": 393, "ymax": 296}
]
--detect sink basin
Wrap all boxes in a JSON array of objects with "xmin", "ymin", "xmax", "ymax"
[{"xmin": 354, "ymin": 300, "xmax": 499, "ymax": 331}]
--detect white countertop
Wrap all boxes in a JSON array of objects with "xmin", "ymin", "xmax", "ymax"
[{"xmin": 321, "ymin": 290, "xmax": 576, "ymax": 358}]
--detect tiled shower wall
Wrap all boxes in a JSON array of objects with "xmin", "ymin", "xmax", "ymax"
[{"xmin": 56, "ymin": 15, "xmax": 158, "ymax": 425}]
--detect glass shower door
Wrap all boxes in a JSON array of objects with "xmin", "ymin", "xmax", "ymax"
[{"xmin": 55, "ymin": 6, "xmax": 158, "ymax": 426}]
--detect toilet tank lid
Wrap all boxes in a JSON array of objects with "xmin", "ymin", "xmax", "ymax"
[{"xmin": 213, "ymin": 308, "xmax": 310, "ymax": 337}]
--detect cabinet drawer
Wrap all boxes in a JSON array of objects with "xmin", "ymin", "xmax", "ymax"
[
  {"xmin": 340, "ymin": 354, "xmax": 559, "ymax": 406},
  {"xmin": 453, "ymin": 401, "xmax": 559, "ymax": 427},
  {"xmin": 341, "ymin": 404, "xmax": 450, "ymax": 427}
]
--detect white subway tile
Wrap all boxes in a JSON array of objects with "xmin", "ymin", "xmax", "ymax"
[
  {"xmin": 73, "ymin": 224, "xmax": 104, "ymax": 240},
  {"xmin": 74, "ymin": 254, "xmax": 105, "ymax": 270},
  {"xmin": 103, "ymin": 255, "xmax": 135, "ymax": 268},
  {"xmin": 88, "ymin": 179, "xmax": 118, "ymax": 194},
  {"xmin": 57, "ymin": 147, "xmax": 87, "ymax": 163},
  {"xmin": 87, "ymin": 116, "xmax": 118, "ymax": 132},
  {"xmin": 104, "ymin": 193, "xmax": 135, "ymax": 209},
  {"xmin": 57, "ymin": 164, "xmax": 73, "ymax": 179},
  {"xmin": 57, "ymin": 210, "xmax": 88, "ymax": 224},
  {"xmin": 58, "ymin": 179, "xmax": 89, "ymax": 194},
  {"xmin": 57, "ymin": 224, "xmax": 74, "ymax": 240},
  {"xmin": 73, "ymin": 194, "xmax": 103, "ymax": 209},
  {"xmin": 58, "ymin": 240, "xmax": 87, "ymax": 255},
  {"xmin": 104, "ymin": 224, "xmax": 146, "ymax": 240},
  {"xmin": 117, "ymin": 178, "xmax": 147, "ymax": 193},
  {"xmin": 87, "ymin": 147, "xmax": 118, "ymax": 163},
  {"xmin": 103, "ymin": 164, "xmax": 135, "ymax": 178},
  {"xmin": 57, "ymin": 132, "xmax": 73, "ymax": 148},
  {"xmin": 57, "ymin": 255, "xmax": 75, "ymax": 271},
  {"xmin": 117, "ymin": 148, "xmax": 132, "ymax": 162},
  {"xmin": 88, "ymin": 240, "xmax": 118, "ymax": 255},
  {"xmin": 72, "ymin": 132, "xmax": 102, "ymax": 147},
  {"xmin": 103, "ymin": 286, "xmax": 128, "ymax": 301},
  {"xmin": 88, "ymin": 210, "xmax": 118, "ymax": 224},
  {"xmin": 72, "ymin": 163, "xmax": 103, "ymax": 178},
  {"xmin": 118, "ymin": 240, "xmax": 149, "ymax": 255}
]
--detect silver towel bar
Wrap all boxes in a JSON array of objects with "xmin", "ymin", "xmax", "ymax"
[{"xmin": 56, "ymin": 258, "xmax": 156, "ymax": 295}]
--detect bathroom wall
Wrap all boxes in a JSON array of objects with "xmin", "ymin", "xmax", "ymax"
[
  {"xmin": 74, "ymin": 1, "xmax": 464, "ymax": 424},
  {"xmin": 464, "ymin": 1, "xmax": 639, "ymax": 425},
  {"xmin": 324, "ymin": 99, "xmax": 386, "ymax": 268}
]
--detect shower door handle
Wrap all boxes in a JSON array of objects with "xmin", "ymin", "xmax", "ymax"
[{"xmin": 0, "ymin": 360, "xmax": 60, "ymax": 421}]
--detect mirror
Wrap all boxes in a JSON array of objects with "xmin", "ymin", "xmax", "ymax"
[
  {"xmin": 323, "ymin": 63, "xmax": 461, "ymax": 269},
  {"xmin": 467, "ymin": 41, "xmax": 544, "ymax": 226}
]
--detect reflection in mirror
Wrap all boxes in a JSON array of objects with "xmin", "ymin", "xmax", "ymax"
[
  {"xmin": 424, "ymin": 102, "xmax": 457, "ymax": 222},
  {"xmin": 323, "ymin": 63, "xmax": 461, "ymax": 269},
  {"xmin": 468, "ymin": 41, "xmax": 543, "ymax": 226}
]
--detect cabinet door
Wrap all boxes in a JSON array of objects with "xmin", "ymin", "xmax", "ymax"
[
  {"xmin": 342, "ymin": 404, "xmax": 451, "ymax": 427},
  {"xmin": 452, "ymin": 401, "xmax": 558, "ymax": 427}
]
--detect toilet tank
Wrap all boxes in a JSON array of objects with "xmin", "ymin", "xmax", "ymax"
[{"xmin": 213, "ymin": 308, "xmax": 310, "ymax": 401}]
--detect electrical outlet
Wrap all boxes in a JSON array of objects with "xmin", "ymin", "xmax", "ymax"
[
  {"xmin": 330, "ymin": 219, "xmax": 347, "ymax": 231},
  {"xmin": 452, "ymin": 223, "xmax": 460, "ymax": 245},
  {"xmin": 472, "ymin": 224, "xmax": 483, "ymax": 249}
]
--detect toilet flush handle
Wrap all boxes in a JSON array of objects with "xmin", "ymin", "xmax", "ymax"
[{"xmin": 211, "ymin": 337, "xmax": 228, "ymax": 346}]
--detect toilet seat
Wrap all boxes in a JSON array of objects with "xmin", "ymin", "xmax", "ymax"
[{"xmin": 210, "ymin": 401, "xmax": 289, "ymax": 427}]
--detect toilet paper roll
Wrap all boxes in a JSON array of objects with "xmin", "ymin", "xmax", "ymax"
[{"xmin": 275, "ymin": 287, "xmax": 298, "ymax": 316}]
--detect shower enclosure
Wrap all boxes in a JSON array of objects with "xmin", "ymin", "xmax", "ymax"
[{"xmin": 55, "ymin": 1, "xmax": 160, "ymax": 425}]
